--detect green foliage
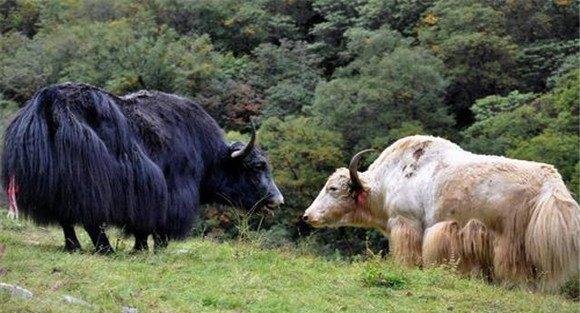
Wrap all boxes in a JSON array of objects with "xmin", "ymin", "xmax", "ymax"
[
  {"xmin": 418, "ymin": 0, "xmax": 521, "ymax": 123},
  {"xmin": 313, "ymin": 44, "xmax": 452, "ymax": 151},
  {"xmin": 309, "ymin": 0, "xmax": 361, "ymax": 66},
  {"xmin": 0, "ymin": 19, "xmax": 227, "ymax": 100},
  {"xmin": 362, "ymin": 263, "xmax": 407, "ymax": 289},
  {"xmin": 356, "ymin": 0, "xmax": 435, "ymax": 34},
  {"xmin": 258, "ymin": 116, "xmax": 344, "ymax": 217},
  {"xmin": 0, "ymin": 31, "xmax": 51, "ymax": 101},
  {"xmin": 153, "ymin": 0, "xmax": 305, "ymax": 54},
  {"xmin": 471, "ymin": 91, "xmax": 538, "ymax": 122},
  {"xmin": 493, "ymin": 0, "xmax": 579, "ymax": 44},
  {"xmin": 0, "ymin": 0, "xmax": 40, "ymax": 37},
  {"xmin": 250, "ymin": 40, "xmax": 322, "ymax": 119},
  {"xmin": 518, "ymin": 39, "xmax": 578, "ymax": 92},
  {"xmin": 225, "ymin": 130, "xmax": 250, "ymax": 143},
  {"xmin": 0, "ymin": 93, "xmax": 17, "ymax": 160}
]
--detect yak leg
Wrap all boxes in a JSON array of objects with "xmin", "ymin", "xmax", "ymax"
[
  {"xmin": 493, "ymin": 234, "xmax": 532, "ymax": 287},
  {"xmin": 389, "ymin": 216, "xmax": 423, "ymax": 267},
  {"xmin": 153, "ymin": 232, "xmax": 169, "ymax": 251},
  {"xmin": 84, "ymin": 223, "xmax": 114, "ymax": 254},
  {"xmin": 422, "ymin": 221, "xmax": 460, "ymax": 268},
  {"xmin": 459, "ymin": 219, "xmax": 494, "ymax": 280},
  {"xmin": 60, "ymin": 223, "xmax": 81, "ymax": 252},
  {"xmin": 133, "ymin": 233, "xmax": 149, "ymax": 252}
]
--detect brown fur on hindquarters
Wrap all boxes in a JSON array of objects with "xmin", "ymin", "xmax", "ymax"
[
  {"xmin": 389, "ymin": 216, "xmax": 423, "ymax": 267},
  {"xmin": 422, "ymin": 221, "xmax": 461, "ymax": 268}
]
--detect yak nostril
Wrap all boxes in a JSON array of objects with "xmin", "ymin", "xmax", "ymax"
[{"xmin": 302, "ymin": 215, "xmax": 309, "ymax": 221}]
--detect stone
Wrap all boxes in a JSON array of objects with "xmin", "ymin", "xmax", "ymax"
[
  {"xmin": 122, "ymin": 306, "xmax": 138, "ymax": 313},
  {"xmin": 63, "ymin": 295, "xmax": 92, "ymax": 307},
  {"xmin": 0, "ymin": 282, "xmax": 33, "ymax": 299}
]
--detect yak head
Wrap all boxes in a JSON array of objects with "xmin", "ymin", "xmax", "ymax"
[
  {"xmin": 212, "ymin": 128, "xmax": 284, "ymax": 211},
  {"xmin": 302, "ymin": 150, "xmax": 375, "ymax": 228}
]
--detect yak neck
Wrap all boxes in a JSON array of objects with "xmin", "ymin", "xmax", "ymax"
[
  {"xmin": 198, "ymin": 141, "xmax": 232, "ymax": 204},
  {"xmin": 356, "ymin": 171, "xmax": 390, "ymax": 234}
]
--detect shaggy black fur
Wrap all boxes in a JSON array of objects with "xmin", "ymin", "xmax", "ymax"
[{"xmin": 1, "ymin": 83, "xmax": 283, "ymax": 253}]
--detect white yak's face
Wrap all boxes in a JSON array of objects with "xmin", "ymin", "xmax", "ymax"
[{"xmin": 302, "ymin": 168, "xmax": 364, "ymax": 228}]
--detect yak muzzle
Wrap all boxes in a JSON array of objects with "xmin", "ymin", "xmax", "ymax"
[{"xmin": 266, "ymin": 194, "xmax": 284, "ymax": 208}]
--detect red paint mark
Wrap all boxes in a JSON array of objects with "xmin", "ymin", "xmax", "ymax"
[
  {"xmin": 6, "ymin": 176, "xmax": 19, "ymax": 219},
  {"xmin": 356, "ymin": 191, "xmax": 367, "ymax": 205}
]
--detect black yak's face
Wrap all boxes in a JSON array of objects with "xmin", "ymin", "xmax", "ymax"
[{"xmin": 218, "ymin": 142, "xmax": 284, "ymax": 211}]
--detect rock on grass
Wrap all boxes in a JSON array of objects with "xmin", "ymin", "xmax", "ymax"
[{"xmin": 0, "ymin": 282, "xmax": 33, "ymax": 299}]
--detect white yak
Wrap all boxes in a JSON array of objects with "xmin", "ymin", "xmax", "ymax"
[{"xmin": 303, "ymin": 135, "xmax": 579, "ymax": 292}]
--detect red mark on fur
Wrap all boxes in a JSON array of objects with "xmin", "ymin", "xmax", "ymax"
[
  {"xmin": 6, "ymin": 176, "xmax": 19, "ymax": 218},
  {"xmin": 356, "ymin": 191, "xmax": 367, "ymax": 205}
]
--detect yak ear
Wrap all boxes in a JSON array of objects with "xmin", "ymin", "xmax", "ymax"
[
  {"xmin": 350, "ymin": 183, "xmax": 370, "ymax": 205},
  {"xmin": 349, "ymin": 178, "xmax": 370, "ymax": 195}
]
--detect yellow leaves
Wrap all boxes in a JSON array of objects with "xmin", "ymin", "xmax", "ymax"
[
  {"xmin": 223, "ymin": 18, "xmax": 235, "ymax": 27},
  {"xmin": 394, "ymin": 91, "xmax": 414, "ymax": 102},
  {"xmin": 244, "ymin": 26, "xmax": 256, "ymax": 36},
  {"xmin": 554, "ymin": 0, "xmax": 572, "ymax": 6},
  {"xmin": 423, "ymin": 13, "xmax": 439, "ymax": 26}
]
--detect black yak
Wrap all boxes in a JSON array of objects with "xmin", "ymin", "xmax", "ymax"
[{"xmin": 1, "ymin": 83, "xmax": 284, "ymax": 253}]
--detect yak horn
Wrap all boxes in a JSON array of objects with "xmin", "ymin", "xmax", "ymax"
[
  {"xmin": 230, "ymin": 123, "xmax": 256, "ymax": 159},
  {"xmin": 349, "ymin": 149, "xmax": 375, "ymax": 191}
]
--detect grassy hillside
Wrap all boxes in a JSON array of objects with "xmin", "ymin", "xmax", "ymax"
[{"xmin": 0, "ymin": 214, "xmax": 577, "ymax": 313}]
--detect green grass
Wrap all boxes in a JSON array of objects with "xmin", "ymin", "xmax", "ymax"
[{"xmin": 0, "ymin": 215, "xmax": 577, "ymax": 313}]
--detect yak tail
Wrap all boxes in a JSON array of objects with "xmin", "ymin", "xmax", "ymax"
[{"xmin": 525, "ymin": 178, "xmax": 580, "ymax": 292}]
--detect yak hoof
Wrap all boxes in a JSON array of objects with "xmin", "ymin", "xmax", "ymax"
[
  {"xmin": 95, "ymin": 246, "xmax": 114, "ymax": 255},
  {"xmin": 64, "ymin": 245, "xmax": 81, "ymax": 253}
]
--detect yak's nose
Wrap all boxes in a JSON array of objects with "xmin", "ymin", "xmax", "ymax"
[
  {"xmin": 266, "ymin": 193, "xmax": 284, "ymax": 208},
  {"xmin": 273, "ymin": 194, "xmax": 284, "ymax": 205},
  {"xmin": 301, "ymin": 213, "xmax": 321, "ymax": 226},
  {"xmin": 268, "ymin": 183, "xmax": 284, "ymax": 207}
]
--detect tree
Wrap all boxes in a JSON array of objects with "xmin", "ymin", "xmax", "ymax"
[
  {"xmin": 153, "ymin": 0, "xmax": 304, "ymax": 54},
  {"xmin": 418, "ymin": 0, "xmax": 520, "ymax": 126},
  {"xmin": 312, "ymin": 41, "xmax": 452, "ymax": 152},
  {"xmin": 250, "ymin": 40, "xmax": 322, "ymax": 119},
  {"xmin": 309, "ymin": 0, "xmax": 362, "ymax": 70},
  {"xmin": 357, "ymin": 0, "xmax": 435, "ymax": 35},
  {"xmin": 0, "ymin": 31, "xmax": 50, "ymax": 102},
  {"xmin": 492, "ymin": 0, "xmax": 578, "ymax": 44},
  {"xmin": 0, "ymin": 0, "xmax": 40, "ymax": 37},
  {"xmin": 517, "ymin": 39, "xmax": 578, "ymax": 92}
]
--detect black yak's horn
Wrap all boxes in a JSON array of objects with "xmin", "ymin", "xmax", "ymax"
[
  {"xmin": 230, "ymin": 123, "xmax": 256, "ymax": 160},
  {"xmin": 349, "ymin": 149, "xmax": 375, "ymax": 191}
]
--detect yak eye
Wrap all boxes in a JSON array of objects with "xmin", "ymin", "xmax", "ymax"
[
  {"xmin": 254, "ymin": 162, "xmax": 267, "ymax": 170},
  {"xmin": 328, "ymin": 186, "xmax": 338, "ymax": 192}
]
